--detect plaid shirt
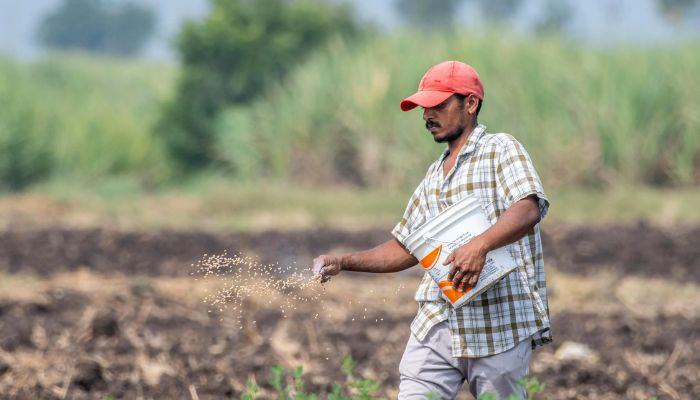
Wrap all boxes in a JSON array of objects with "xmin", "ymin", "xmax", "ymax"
[{"xmin": 392, "ymin": 124, "xmax": 552, "ymax": 358}]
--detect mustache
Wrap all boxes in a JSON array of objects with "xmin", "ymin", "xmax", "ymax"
[{"xmin": 425, "ymin": 120, "xmax": 441, "ymax": 130}]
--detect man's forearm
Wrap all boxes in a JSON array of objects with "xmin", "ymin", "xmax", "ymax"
[
  {"xmin": 340, "ymin": 238, "xmax": 418, "ymax": 273},
  {"xmin": 475, "ymin": 195, "xmax": 541, "ymax": 253}
]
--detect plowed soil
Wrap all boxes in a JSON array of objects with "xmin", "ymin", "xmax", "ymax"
[{"xmin": 0, "ymin": 225, "xmax": 698, "ymax": 399}]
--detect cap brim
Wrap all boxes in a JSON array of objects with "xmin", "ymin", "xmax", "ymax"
[{"xmin": 400, "ymin": 90, "xmax": 454, "ymax": 112}]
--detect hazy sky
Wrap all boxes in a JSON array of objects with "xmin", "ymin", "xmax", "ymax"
[{"xmin": 0, "ymin": 0, "xmax": 698, "ymax": 61}]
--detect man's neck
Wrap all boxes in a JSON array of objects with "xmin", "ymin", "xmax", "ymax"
[{"xmin": 447, "ymin": 122, "xmax": 478, "ymax": 156}]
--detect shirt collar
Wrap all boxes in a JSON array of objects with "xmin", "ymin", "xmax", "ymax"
[{"xmin": 439, "ymin": 124, "xmax": 487, "ymax": 161}]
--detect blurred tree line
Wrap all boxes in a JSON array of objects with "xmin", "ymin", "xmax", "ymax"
[
  {"xmin": 396, "ymin": 0, "xmax": 566, "ymax": 31},
  {"xmin": 659, "ymin": 0, "xmax": 700, "ymax": 19},
  {"xmin": 395, "ymin": 0, "xmax": 699, "ymax": 33},
  {"xmin": 38, "ymin": 0, "xmax": 155, "ymax": 56}
]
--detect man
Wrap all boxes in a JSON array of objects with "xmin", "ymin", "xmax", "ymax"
[{"xmin": 313, "ymin": 61, "xmax": 551, "ymax": 399}]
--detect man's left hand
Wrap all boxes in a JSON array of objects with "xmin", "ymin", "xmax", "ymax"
[{"xmin": 444, "ymin": 236, "xmax": 490, "ymax": 292}]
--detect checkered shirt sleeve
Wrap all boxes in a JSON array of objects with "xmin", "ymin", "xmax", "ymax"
[{"xmin": 496, "ymin": 138, "xmax": 549, "ymax": 220}]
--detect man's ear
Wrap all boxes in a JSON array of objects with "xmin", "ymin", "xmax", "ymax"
[{"xmin": 466, "ymin": 96, "xmax": 479, "ymax": 116}]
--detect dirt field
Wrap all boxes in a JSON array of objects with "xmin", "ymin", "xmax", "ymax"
[{"xmin": 0, "ymin": 225, "xmax": 698, "ymax": 399}]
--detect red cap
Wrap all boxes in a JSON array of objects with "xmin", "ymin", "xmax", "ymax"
[{"xmin": 400, "ymin": 61, "xmax": 484, "ymax": 112}]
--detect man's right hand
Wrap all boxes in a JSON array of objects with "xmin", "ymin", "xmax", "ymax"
[{"xmin": 312, "ymin": 255, "xmax": 343, "ymax": 283}]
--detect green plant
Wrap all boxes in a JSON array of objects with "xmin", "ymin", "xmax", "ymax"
[
  {"xmin": 341, "ymin": 355, "xmax": 356, "ymax": 379},
  {"xmin": 424, "ymin": 392, "xmax": 441, "ymax": 400},
  {"xmin": 157, "ymin": 0, "xmax": 359, "ymax": 170},
  {"xmin": 292, "ymin": 366, "xmax": 318, "ymax": 400},
  {"xmin": 246, "ymin": 355, "xmax": 380, "ymax": 400},
  {"xmin": 478, "ymin": 376, "xmax": 545, "ymax": 399},
  {"xmin": 269, "ymin": 365, "xmax": 288, "ymax": 400},
  {"xmin": 518, "ymin": 376, "xmax": 545, "ymax": 398},
  {"xmin": 348, "ymin": 378, "xmax": 380, "ymax": 400},
  {"xmin": 241, "ymin": 380, "xmax": 260, "ymax": 400},
  {"xmin": 328, "ymin": 383, "xmax": 350, "ymax": 400},
  {"xmin": 265, "ymin": 365, "xmax": 318, "ymax": 400},
  {"xmin": 336, "ymin": 355, "xmax": 380, "ymax": 400}
]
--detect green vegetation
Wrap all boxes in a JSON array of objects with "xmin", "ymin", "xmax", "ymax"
[
  {"xmin": 218, "ymin": 34, "xmax": 700, "ymax": 189},
  {"xmin": 478, "ymin": 377, "xmax": 545, "ymax": 399},
  {"xmin": 2, "ymin": 33, "xmax": 700, "ymax": 226},
  {"xmin": 0, "ymin": 54, "xmax": 173, "ymax": 190},
  {"xmin": 243, "ymin": 356, "xmax": 380, "ymax": 400},
  {"xmin": 158, "ymin": 0, "xmax": 358, "ymax": 170}
]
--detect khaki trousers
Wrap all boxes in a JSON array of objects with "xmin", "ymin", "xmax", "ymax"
[{"xmin": 398, "ymin": 322, "xmax": 532, "ymax": 399}]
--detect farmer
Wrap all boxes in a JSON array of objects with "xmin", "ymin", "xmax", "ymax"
[{"xmin": 313, "ymin": 61, "xmax": 551, "ymax": 399}]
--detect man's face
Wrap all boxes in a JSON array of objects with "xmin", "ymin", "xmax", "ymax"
[{"xmin": 422, "ymin": 95, "xmax": 468, "ymax": 143}]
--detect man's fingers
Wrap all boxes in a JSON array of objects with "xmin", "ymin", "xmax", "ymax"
[
  {"xmin": 313, "ymin": 256, "xmax": 335, "ymax": 282},
  {"xmin": 468, "ymin": 272, "xmax": 480, "ymax": 287},
  {"xmin": 456, "ymin": 271, "xmax": 477, "ymax": 292},
  {"xmin": 312, "ymin": 257, "xmax": 329, "ymax": 277},
  {"xmin": 444, "ymin": 255, "xmax": 459, "ymax": 280},
  {"xmin": 458, "ymin": 281, "xmax": 469, "ymax": 292},
  {"xmin": 447, "ymin": 262, "xmax": 459, "ymax": 280},
  {"xmin": 319, "ymin": 267, "xmax": 331, "ymax": 283},
  {"xmin": 313, "ymin": 256, "xmax": 343, "ymax": 283},
  {"xmin": 443, "ymin": 252, "xmax": 455, "ymax": 266},
  {"xmin": 316, "ymin": 266, "xmax": 334, "ymax": 283},
  {"xmin": 451, "ymin": 269, "xmax": 464, "ymax": 288},
  {"xmin": 312, "ymin": 259, "xmax": 323, "ymax": 275}
]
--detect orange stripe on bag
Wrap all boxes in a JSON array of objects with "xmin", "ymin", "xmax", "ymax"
[
  {"xmin": 419, "ymin": 245, "xmax": 442, "ymax": 270},
  {"xmin": 438, "ymin": 280, "xmax": 472, "ymax": 302}
]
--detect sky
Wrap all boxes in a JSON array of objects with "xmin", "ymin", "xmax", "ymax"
[{"xmin": 0, "ymin": 0, "xmax": 698, "ymax": 61}]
